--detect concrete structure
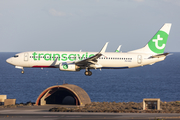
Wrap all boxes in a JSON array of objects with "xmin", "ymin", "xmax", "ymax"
[
  {"xmin": 36, "ymin": 84, "xmax": 91, "ymax": 106},
  {"xmin": 0, "ymin": 95, "xmax": 7, "ymax": 105},
  {"xmin": 4, "ymin": 99, "xmax": 16, "ymax": 106},
  {"xmin": 143, "ymin": 98, "xmax": 161, "ymax": 110}
]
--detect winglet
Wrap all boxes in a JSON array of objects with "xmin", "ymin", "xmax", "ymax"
[
  {"xmin": 115, "ymin": 45, "xmax": 122, "ymax": 52},
  {"xmin": 100, "ymin": 42, "xmax": 108, "ymax": 53}
]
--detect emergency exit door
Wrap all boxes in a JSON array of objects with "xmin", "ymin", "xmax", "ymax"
[{"xmin": 137, "ymin": 55, "xmax": 142, "ymax": 64}]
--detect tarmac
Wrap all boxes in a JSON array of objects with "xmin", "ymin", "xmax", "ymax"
[{"xmin": 0, "ymin": 105, "xmax": 180, "ymax": 120}]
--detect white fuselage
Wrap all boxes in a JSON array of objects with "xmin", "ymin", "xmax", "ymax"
[{"xmin": 6, "ymin": 51, "xmax": 165, "ymax": 69}]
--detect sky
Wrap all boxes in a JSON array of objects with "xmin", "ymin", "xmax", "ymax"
[{"xmin": 0, "ymin": 0, "xmax": 180, "ymax": 52}]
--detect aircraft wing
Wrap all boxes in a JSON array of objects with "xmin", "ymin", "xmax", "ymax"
[{"xmin": 75, "ymin": 42, "xmax": 108, "ymax": 67}]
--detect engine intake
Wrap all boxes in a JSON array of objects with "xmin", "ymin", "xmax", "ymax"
[{"xmin": 59, "ymin": 62, "xmax": 80, "ymax": 71}]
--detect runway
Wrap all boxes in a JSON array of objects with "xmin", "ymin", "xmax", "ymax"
[{"xmin": 0, "ymin": 105, "xmax": 180, "ymax": 120}]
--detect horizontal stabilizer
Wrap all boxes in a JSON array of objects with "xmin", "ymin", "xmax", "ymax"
[{"xmin": 149, "ymin": 52, "xmax": 169, "ymax": 58}]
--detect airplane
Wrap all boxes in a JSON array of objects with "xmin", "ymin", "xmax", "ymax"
[{"xmin": 6, "ymin": 23, "xmax": 172, "ymax": 76}]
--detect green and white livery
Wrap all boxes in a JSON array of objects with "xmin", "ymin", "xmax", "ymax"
[
  {"xmin": 115, "ymin": 45, "xmax": 121, "ymax": 52},
  {"xmin": 129, "ymin": 23, "xmax": 171, "ymax": 54},
  {"xmin": 6, "ymin": 23, "xmax": 172, "ymax": 76}
]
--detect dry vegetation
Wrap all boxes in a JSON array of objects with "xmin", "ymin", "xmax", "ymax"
[
  {"xmin": 49, "ymin": 101, "xmax": 180, "ymax": 113},
  {"xmin": 0, "ymin": 101, "xmax": 34, "ymax": 108}
]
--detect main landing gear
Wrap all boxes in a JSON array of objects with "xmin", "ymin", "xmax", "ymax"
[{"xmin": 84, "ymin": 68, "xmax": 92, "ymax": 76}]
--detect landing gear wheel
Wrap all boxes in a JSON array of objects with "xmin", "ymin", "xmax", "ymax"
[
  {"xmin": 85, "ymin": 71, "xmax": 89, "ymax": 76},
  {"xmin": 21, "ymin": 70, "xmax": 24, "ymax": 74},
  {"xmin": 84, "ymin": 71, "xmax": 92, "ymax": 76},
  {"xmin": 88, "ymin": 71, "xmax": 92, "ymax": 76}
]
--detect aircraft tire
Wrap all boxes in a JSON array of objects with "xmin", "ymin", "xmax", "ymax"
[
  {"xmin": 85, "ymin": 71, "xmax": 89, "ymax": 76},
  {"xmin": 88, "ymin": 71, "xmax": 92, "ymax": 76}
]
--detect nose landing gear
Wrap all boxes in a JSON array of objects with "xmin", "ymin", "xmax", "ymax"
[
  {"xmin": 15, "ymin": 66, "xmax": 24, "ymax": 74},
  {"xmin": 21, "ymin": 68, "xmax": 24, "ymax": 74}
]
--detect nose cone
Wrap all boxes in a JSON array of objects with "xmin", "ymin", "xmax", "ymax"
[{"xmin": 6, "ymin": 58, "xmax": 12, "ymax": 65}]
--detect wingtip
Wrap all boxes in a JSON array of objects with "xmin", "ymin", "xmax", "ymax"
[{"xmin": 100, "ymin": 42, "xmax": 109, "ymax": 53}]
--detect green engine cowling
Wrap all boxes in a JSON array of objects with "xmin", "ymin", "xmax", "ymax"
[{"xmin": 59, "ymin": 62, "xmax": 80, "ymax": 71}]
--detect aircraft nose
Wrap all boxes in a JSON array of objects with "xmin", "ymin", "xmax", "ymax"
[{"xmin": 6, "ymin": 58, "xmax": 12, "ymax": 64}]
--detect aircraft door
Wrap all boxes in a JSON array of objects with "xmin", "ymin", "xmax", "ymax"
[
  {"xmin": 24, "ymin": 53, "xmax": 28, "ymax": 61},
  {"xmin": 137, "ymin": 55, "xmax": 142, "ymax": 64}
]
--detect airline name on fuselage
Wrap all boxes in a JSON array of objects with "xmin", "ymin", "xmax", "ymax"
[{"xmin": 32, "ymin": 52, "xmax": 95, "ymax": 61}]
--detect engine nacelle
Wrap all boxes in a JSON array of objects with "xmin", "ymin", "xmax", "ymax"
[{"xmin": 59, "ymin": 62, "xmax": 80, "ymax": 71}]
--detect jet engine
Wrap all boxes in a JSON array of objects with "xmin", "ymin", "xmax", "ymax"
[{"xmin": 59, "ymin": 62, "xmax": 80, "ymax": 71}]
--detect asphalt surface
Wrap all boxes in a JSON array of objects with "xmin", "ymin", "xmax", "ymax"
[{"xmin": 0, "ymin": 105, "xmax": 180, "ymax": 120}]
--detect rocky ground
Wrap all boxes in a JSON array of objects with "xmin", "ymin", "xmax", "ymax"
[
  {"xmin": 1, "ymin": 101, "xmax": 180, "ymax": 113},
  {"xmin": 49, "ymin": 101, "xmax": 180, "ymax": 113}
]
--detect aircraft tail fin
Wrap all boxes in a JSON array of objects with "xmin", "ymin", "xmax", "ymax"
[{"xmin": 128, "ymin": 23, "xmax": 172, "ymax": 55}]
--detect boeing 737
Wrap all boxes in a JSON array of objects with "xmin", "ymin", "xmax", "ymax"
[{"xmin": 6, "ymin": 23, "xmax": 172, "ymax": 76}]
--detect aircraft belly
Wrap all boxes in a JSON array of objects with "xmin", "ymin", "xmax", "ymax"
[{"xmin": 30, "ymin": 60, "xmax": 54, "ymax": 68}]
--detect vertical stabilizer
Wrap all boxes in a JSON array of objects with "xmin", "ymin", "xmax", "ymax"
[{"xmin": 128, "ymin": 23, "xmax": 172, "ymax": 54}]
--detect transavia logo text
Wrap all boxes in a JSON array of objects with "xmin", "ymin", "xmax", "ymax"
[{"xmin": 32, "ymin": 52, "xmax": 94, "ymax": 61}]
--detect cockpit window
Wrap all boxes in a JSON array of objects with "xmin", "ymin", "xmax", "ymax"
[{"xmin": 14, "ymin": 55, "xmax": 19, "ymax": 58}]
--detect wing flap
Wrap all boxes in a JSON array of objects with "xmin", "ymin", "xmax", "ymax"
[{"xmin": 75, "ymin": 42, "xmax": 108, "ymax": 67}]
